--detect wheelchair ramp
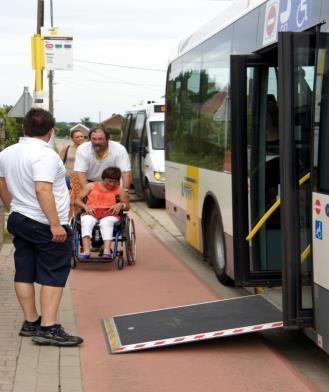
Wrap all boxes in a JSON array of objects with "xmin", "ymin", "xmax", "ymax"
[{"xmin": 102, "ymin": 295, "xmax": 283, "ymax": 354}]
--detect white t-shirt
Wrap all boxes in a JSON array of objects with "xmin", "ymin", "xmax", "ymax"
[
  {"xmin": 0, "ymin": 137, "xmax": 70, "ymax": 225},
  {"xmin": 74, "ymin": 140, "xmax": 131, "ymax": 181}
]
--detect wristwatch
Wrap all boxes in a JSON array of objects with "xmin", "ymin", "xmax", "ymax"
[{"xmin": 121, "ymin": 202, "xmax": 127, "ymax": 209}]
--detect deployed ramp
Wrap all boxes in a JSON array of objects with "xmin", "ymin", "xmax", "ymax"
[{"xmin": 102, "ymin": 295, "xmax": 283, "ymax": 354}]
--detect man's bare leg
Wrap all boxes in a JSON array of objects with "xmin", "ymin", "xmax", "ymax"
[
  {"xmin": 40, "ymin": 285, "xmax": 63, "ymax": 326},
  {"xmin": 15, "ymin": 282, "xmax": 38, "ymax": 322}
]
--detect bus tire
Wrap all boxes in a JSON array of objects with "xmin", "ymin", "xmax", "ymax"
[
  {"xmin": 144, "ymin": 182, "xmax": 161, "ymax": 208},
  {"xmin": 208, "ymin": 207, "xmax": 234, "ymax": 286}
]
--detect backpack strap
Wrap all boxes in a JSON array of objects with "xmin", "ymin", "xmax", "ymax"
[{"xmin": 62, "ymin": 145, "xmax": 70, "ymax": 165}]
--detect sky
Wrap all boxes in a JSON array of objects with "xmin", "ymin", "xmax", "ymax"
[{"xmin": 0, "ymin": 0, "xmax": 232, "ymax": 123}]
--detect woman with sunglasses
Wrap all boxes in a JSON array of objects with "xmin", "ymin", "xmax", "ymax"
[{"xmin": 75, "ymin": 167, "xmax": 129, "ymax": 259}]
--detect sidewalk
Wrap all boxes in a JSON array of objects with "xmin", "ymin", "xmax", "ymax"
[{"xmin": 0, "ymin": 244, "xmax": 83, "ymax": 392}]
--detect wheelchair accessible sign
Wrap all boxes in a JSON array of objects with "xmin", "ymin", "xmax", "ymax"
[{"xmin": 263, "ymin": 0, "xmax": 313, "ymax": 45}]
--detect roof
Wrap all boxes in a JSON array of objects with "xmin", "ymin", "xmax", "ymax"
[
  {"xmin": 70, "ymin": 123, "xmax": 90, "ymax": 133},
  {"xmin": 99, "ymin": 114, "xmax": 123, "ymax": 125}
]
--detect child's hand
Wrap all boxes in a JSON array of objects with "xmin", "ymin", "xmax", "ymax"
[{"xmin": 84, "ymin": 206, "xmax": 94, "ymax": 214}]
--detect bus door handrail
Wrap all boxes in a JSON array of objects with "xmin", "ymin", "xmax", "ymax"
[{"xmin": 245, "ymin": 172, "xmax": 311, "ymax": 242}]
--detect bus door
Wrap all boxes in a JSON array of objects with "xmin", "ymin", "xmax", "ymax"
[
  {"xmin": 130, "ymin": 111, "xmax": 146, "ymax": 196},
  {"xmin": 279, "ymin": 31, "xmax": 329, "ymax": 331},
  {"xmin": 310, "ymin": 33, "xmax": 329, "ymax": 351},
  {"xmin": 231, "ymin": 52, "xmax": 282, "ymax": 287},
  {"xmin": 121, "ymin": 113, "xmax": 133, "ymax": 147}
]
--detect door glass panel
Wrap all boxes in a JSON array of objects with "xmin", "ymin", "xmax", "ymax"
[
  {"xmin": 246, "ymin": 65, "xmax": 281, "ymax": 273},
  {"xmin": 293, "ymin": 34, "xmax": 315, "ymax": 310},
  {"xmin": 315, "ymin": 44, "xmax": 329, "ymax": 194}
]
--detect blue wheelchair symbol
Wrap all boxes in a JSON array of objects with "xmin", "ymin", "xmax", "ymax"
[
  {"xmin": 315, "ymin": 220, "xmax": 323, "ymax": 240},
  {"xmin": 279, "ymin": 0, "xmax": 312, "ymax": 32}
]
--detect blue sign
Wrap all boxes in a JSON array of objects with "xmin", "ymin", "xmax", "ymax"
[
  {"xmin": 278, "ymin": 0, "xmax": 313, "ymax": 32},
  {"xmin": 315, "ymin": 220, "xmax": 323, "ymax": 240}
]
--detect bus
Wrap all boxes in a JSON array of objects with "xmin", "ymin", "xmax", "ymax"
[
  {"xmin": 165, "ymin": 0, "xmax": 329, "ymax": 354},
  {"xmin": 121, "ymin": 99, "xmax": 165, "ymax": 207}
]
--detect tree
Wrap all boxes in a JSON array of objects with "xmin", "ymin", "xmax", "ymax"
[
  {"xmin": 104, "ymin": 126, "xmax": 122, "ymax": 142},
  {"xmin": 80, "ymin": 117, "xmax": 93, "ymax": 128},
  {"xmin": 55, "ymin": 122, "xmax": 70, "ymax": 138},
  {"xmin": 0, "ymin": 105, "xmax": 21, "ymax": 149}
]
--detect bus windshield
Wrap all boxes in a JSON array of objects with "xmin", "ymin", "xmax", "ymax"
[{"xmin": 150, "ymin": 121, "xmax": 164, "ymax": 150}]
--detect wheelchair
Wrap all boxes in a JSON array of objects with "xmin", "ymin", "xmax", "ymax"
[{"xmin": 71, "ymin": 211, "xmax": 136, "ymax": 270}]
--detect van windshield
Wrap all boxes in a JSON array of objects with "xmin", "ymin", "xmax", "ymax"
[{"xmin": 150, "ymin": 121, "xmax": 164, "ymax": 150}]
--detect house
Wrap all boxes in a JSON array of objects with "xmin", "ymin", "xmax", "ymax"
[
  {"xmin": 99, "ymin": 114, "xmax": 123, "ymax": 130},
  {"xmin": 70, "ymin": 123, "xmax": 90, "ymax": 138}
]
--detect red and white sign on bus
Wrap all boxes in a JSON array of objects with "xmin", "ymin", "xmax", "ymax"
[{"xmin": 263, "ymin": 0, "xmax": 279, "ymax": 46}]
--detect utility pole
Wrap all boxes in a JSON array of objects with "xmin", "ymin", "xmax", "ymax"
[
  {"xmin": 35, "ymin": 0, "xmax": 44, "ymax": 92},
  {"xmin": 48, "ymin": 0, "xmax": 54, "ymax": 115}
]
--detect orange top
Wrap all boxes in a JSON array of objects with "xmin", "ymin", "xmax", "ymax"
[{"xmin": 86, "ymin": 182, "xmax": 119, "ymax": 209}]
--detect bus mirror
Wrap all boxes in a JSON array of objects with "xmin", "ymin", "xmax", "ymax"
[{"xmin": 131, "ymin": 139, "xmax": 141, "ymax": 153}]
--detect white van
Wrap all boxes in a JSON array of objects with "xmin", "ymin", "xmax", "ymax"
[{"xmin": 121, "ymin": 99, "xmax": 165, "ymax": 207}]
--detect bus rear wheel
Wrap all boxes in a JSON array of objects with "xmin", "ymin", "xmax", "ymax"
[{"xmin": 208, "ymin": 207, "xmax": 234, "ymax": 286}]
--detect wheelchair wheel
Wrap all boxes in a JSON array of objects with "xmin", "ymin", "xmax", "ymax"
[
  {"xmin": 116, "ymin": 255, "xmax": 124, "ymax": 270},
  {"xmin": 125, "ymin": 218, "xmax": 136, "ymax": 265}
]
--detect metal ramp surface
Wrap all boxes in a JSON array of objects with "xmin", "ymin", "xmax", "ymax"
[{"xmin": 102, "ymin": 294, "xmax": 283, "ymax": 354}]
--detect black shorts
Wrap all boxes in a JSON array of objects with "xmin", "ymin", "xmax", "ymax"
[{"xmin": 7, "ymin": 212, "xmax": 73, "ymax": 287}]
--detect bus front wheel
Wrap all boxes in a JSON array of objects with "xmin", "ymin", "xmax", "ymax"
[{"xmin": 208, "ymin": 207, "xmax": 234, "ymax": 286}]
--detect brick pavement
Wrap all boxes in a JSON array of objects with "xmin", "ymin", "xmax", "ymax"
[{"xmin": 0, "ymin": 244, "xmax": 84, "ymax": 392}]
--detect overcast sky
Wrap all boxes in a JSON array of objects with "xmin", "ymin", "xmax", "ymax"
[{"xmin": 0, "ymin": 0, "xmax": 231, "ymax": 123}]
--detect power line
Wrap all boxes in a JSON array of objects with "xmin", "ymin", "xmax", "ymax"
[
  {"xmin": 74, "ymin": 59, "xmax": 166, "ymax": 73},
  {"xmin": 57, "ymin": 76, "xmax": 162, "ymax": 89},
  {"xmin": 75, "ymin": 64, "xmax": 163, "ymax": 87}
]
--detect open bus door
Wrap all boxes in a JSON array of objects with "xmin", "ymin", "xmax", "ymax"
[
  {"xmin": 278, "ymin": 31, "xmax": 317, "ymax": 329},
  {"xmin": 231, "ymin": 30, "xmax": 329, "ymax": 332},
  {"xmin": 310, "ymin": 32, "xmax": 329, "ymax": 353},
  {"xmin": 130, "ymin": 111, "xmax": 146, "ymax": 196},
  {"xmin": 231, "ymin": 51, "xmax": 282, "ymax": 287},
  {"xmin": 280, "ymin": 31, "xmax": 329, "ymax": 347}
]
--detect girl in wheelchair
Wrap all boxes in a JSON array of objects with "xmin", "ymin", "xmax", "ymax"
[{"xmin": 75, "ymin": 167, "xmax": 129, "ymax": 259}]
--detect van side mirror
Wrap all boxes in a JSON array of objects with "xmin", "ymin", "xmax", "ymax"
[
  {"xmin": 142, "ymin": 145, "xmax": 149, "ymax": 158},
  {"xmin": 131, "ymin": 139, "xmax": 141, "ymax": 153}
]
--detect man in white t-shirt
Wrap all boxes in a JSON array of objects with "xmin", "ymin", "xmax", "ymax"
[
  {"xmin": 0, "ymin": 108, "xmax": 83, "ymax": 347},
  {"xmin": 74, "ymin": 127, "xmax": 132, "ymax": 191}
]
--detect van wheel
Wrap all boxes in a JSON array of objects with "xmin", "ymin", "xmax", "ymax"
[
  {"xmin": 208, "ymin": 207, "xmax": 234, "ymax": 286},
  {"xmin": 144, "ymin": 183, "xmax": 161, "ymax": 208}
]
